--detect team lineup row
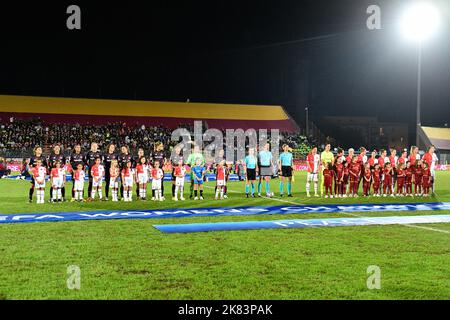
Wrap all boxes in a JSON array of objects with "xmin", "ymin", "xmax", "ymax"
[
  {"xmin": 25, "ymin": 141, "xmax": 439, "ymax": 203},
  {"xmin": 26, "ymin": 142, "xmax": 292, "ymax": 203},
  {"xmin": 305, "ymin": 144, "xmax": 439, "ymax": 198}
]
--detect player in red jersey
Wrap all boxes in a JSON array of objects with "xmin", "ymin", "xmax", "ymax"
[
  {"xmin": 414, "ymin": 160, "xmax": 423, "ymax": 196},
  {"xmin": 90, "ymin": 157, "xmax": 105, "ymax": 201},
  {"xmin": 349, "ymin": 156, "xmax": 361, "ymax": 197},
  {"xmin": 367, "ymin": 150, "xmax": 377, "ymax": 168},
  {"xmin": 346, "ymin": 148, "xmax": 355, "ymax": 165},
  {"xmin": 50, "ymin": 161, "xmax": 66, "ymax": 203},
  {"xmin": 362, "ymin": 163, "xmax": 372, "ymax": 197},
  {"xmin": 215, "ymin": 160, "xmax": 227, "ymax": 200},
  {"xmin": 382, "ymin": 163, "xmax": 394, "ymax": 197},
  {"xmin": 334, "ymin": 157, "xmax": 344, "ymax": 197},
  {"xmin": 73, "ymin": 163, "xmax": 86, "ymax": 202},
  {"xmin": 372, "ymin": 164, "xmax": 382, "ymax": 196},
  {"xmin": 306, "ymin": 147, "xmax": 321, "ymax": 197},
  {"xmin": 31, "ymin": 159, "xmax": 47, "ymax": 204},
  {"xmin": 409, "ymin": 146, "xmax": 419, "ymax": 176},
  {"xmin": 396, "ymin": 163, "xmax": 406, "ymax": 196},
  {"xmin": 151, "ymin": 161, "xmax": 165, "ymax": 201},
  {"xmin": 388, "ymin": 149, "xmax": 398, "ymax": 168},
  {"xmin": 173, "ymin": 159, "xmax": 186, "ymax": 201},
  {"xmin": 135, "ymin": 156, "xmax": 150, "ymax": 200},
  {"xmin": 422, "ymin": 163, "xmax": 431, "ymax": 196},
  {"xmin": 405, "ymin": 161, "xmax": 414, "ymax": 196},
  {"xmin": 122, "ymin": 161, "xmax": 135, "ymax": 202},
  {"xmin": 422, "ymin": 145, "xmax": 439, "ymax": 193},
  {"xmin": 356, "ymin": 147, "xmax": 367, "ymax": 191},
  {"xmin": 398, "ymin": 150, "xmax": 407, "ymax": 166},
  {"xmin": 323, "ymin": 163, "xmax": 334, "ymax": 198},
  {"xmin": 342, "ymin": 161, "xmax": 350, "ymax": 197}
]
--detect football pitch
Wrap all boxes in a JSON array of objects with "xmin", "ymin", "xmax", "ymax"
[{"xmin": 0, "ymin": 171, "xmax": 449, "ymax": 300}]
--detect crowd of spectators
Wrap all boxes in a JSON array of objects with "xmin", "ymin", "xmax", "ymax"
[{"xmin": 0, "ymin": 118, "xmax": 310, "ymax": 158}]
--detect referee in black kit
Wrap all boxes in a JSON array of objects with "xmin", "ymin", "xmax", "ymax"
[
  {"xmin": 69, "ymin": 144, "xmax": 85, "ymax": 202},
  {"xmin": 84, "ymin": 142, "xmax": 103, "ymax": 201}
]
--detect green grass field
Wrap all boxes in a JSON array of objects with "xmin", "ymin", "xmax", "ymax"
[{"xmin": 0, "ymin": 171, "xmax": 449, "ymax": 300}]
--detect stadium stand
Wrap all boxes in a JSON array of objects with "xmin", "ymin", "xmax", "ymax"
[
  {"xmin": 0, "ymin": 95, "xmax": 313, "ymax": 160},
  {"xmin": 419, "ymin": 126, "xmax": 450, "ymax": 164},
  {"xmin": 0, "ymin": 95, "xmax": 298, "ymax": 132}
]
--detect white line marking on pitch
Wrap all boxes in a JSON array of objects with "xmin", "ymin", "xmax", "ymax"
[
  {"xmin": 340, "ymin": 212, "xmax": 450, "ymax": 235},
  {"xmin": 207, "ymin": 186, "xmax": 449, "ymax": 235}
]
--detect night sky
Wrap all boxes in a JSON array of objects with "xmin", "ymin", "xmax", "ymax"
[{"xmin": 0, "ymin": 0, "xmax": 449, "ymax": 141}]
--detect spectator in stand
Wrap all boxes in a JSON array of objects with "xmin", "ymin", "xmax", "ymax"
[{"xmin": 0, "ymin": 157, "xmax": 11, "ymax": 178}]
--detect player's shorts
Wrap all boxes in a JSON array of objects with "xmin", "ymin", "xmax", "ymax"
[
  {"xmin": 175, "ymin": 177, "xmax": 185, "ymax": 187},
  {"xmin": 194, "ymin": 178, "xmax": 204, "ymax": 185},
  {"xmin": 281, "ymin": 166, "xmax": 293, "ymax": 177},
  {"xmin": 74, "ymin": 180, "xmax": 84, "ymax": 191},
  {"xmin": 109, "ymin": 178, "xmax": 119, "ymax": 189},
  {"xmin": 152, "ymin": 179, "xmax": 162, "ymax": 190},
  {"xmin": 52, "ymin": 178, "xmax": 63, "ymax": 188},
  {"xmin": 123, "ymin": 176, "xmax": 133, "ymax": 188},
  {"xmin": 259, "ymin": 166, "xmax": 272, "ymax": 177},
  {"xmin": 217, "ymin": 179, "xmax": 226, "ymax": 187},
  {"xmin": 307, "ymin": 172, "xmax": 319, "ymax": 182},
  {"xmin": 137, "ymin": 173, "xmax": 149, "ymax": 184},
  {"xmin": 35, "ymin": 179, "xmax": 45, "ymax": 188},
  {"xmin": 246, "ymin": 168, "xmax": 256, "ymax": 180},
  {"xmin": 92, "ymin": 177, "xmax": 103, "ymax": 187}
]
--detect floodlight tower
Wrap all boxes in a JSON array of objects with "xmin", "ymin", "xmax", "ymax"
[{"xmin": 399, "ymin": 2, "xmax": 440, "ymax": 146}]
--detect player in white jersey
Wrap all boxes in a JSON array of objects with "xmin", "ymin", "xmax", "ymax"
[
  {"xmin": 121, "ymin": 161, "xmax": 135, "ymax": 202},
  {"xmin": 109, "ymin": 160, "xmax": 120, "ymax": 202},
  {"xmin": 50, "ymin": 161, "xmax": 66, "ymax": 202},
  {"xmin": 151, "ymin": 161, "xmax": 164, "ymax": 201},
  {"xmin": 90, "ymin": 158, "xmax": 105, "ymax": 200},
  {"xmin": 73, "ymin": 163, "xmax": 86, "ymax": 202},
  {"xmin": 422, "ymin": 145, "xmax": 439, "ymax": 193},
  {"xmin": 31, "ymin": 159, "xmax": 47, "ymax": 204},
  {"xmin": 306, "ymin": 147, "xmax": 321, "ymax": 197},
  {"xmin": 135, "ymin": 156, "xmax": 150, "ymax": 200}
]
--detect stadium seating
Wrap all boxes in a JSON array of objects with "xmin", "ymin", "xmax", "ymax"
[
  {"xmin": 0, "ymin": 95, "xmax": 299, "ymax": 132},
  {"xmin": 419, "ymin": 126, "xmax": 450, "ymax": 164}
]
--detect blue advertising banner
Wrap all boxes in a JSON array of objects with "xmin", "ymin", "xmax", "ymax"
[
  {"xmin": 154, "ymin": 214, "xmax": 450, "ymax": 234},
  {"xmin": 0, "ymin": 202, "xmax": 449, "ymax": 225}
]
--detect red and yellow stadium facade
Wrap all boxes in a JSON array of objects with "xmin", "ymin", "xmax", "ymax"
[{"xmin": 0, "ymin": 95, "xmax": 299, "ymax": 132}]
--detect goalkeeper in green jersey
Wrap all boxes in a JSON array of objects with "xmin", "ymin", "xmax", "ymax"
[{"xmin": 186, "ymin": 144, "xmax": 205, "ymax": 199}]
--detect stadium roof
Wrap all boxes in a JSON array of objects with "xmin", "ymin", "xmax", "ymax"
[
  {"xmin": 0, "ymin": 95, "xmax": 299, "ymax": 132},
  {"xmin": 420, "ymin": 126, "xmax": 450, "ymax": 151}
]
